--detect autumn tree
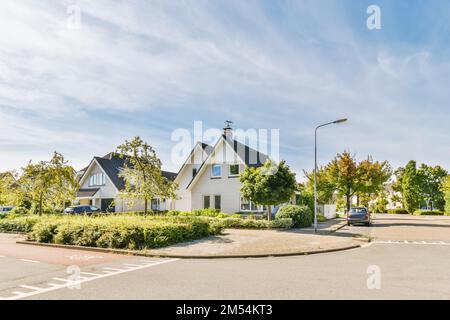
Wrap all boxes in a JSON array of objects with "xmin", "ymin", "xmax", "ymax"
[
  {"xmin": 323, "ymin": 151, "xmax": 391, "ymax": 212},
  {"xmin": 19, "ymin": 152, "xmax": 78, "ymax": 215},
  {"xmin": 240, "ymin": 160, "xmax": 297, "ymax": 221},
  {"xmin": 116, "ymin": 136, "xmax": 177, "ymax": 214}
]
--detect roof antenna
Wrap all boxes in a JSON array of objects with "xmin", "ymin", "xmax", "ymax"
[{"xmin": 223, "ymin": 120, "xmax": 233, "ymax": 138}]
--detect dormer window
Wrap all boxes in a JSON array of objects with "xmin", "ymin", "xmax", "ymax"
[
  {"xmin": 89, "ymin": 173, "xmax": 105, "ymax": 186},
  {"xmin": 229, "ymin": 164, "xmax": 240, "ymax": 177},
  {"xmin": 211, "ymin": 164, "xmax": 221, "ymax": 178}
]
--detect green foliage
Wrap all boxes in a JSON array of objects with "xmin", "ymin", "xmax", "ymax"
[
  {"xmin": 24, "ymin": 215, "xmax": 222, "ymax": 249},
  {"xmin": 402, "ymin": 161, "xmax": 422, "ymax": 214},
  {"xmin": 370, "ymin": 195, "xmax": 389, "ymax": 213},
  {"xmin": 324, "ymin": 152, "xmax": 391, "ymax": 212},
  {"xmin": 276, "ymin": 205, "xmax": 312, "ymax": 228},
  {"xmin": 387, "ymin": 209, "xmax": 409, "ymax": 214},
  {"xmin": 240, "ymin": 160, "xmax": 297, "ymax": 221},
  {"xmin": 217, "ymin": 217, "xmax": 293, "ymax": 229},
  {"xmin": 116, "ymin": 136, "xmax": 177, "ymax": 214},
  {"xmin": 413, "ymin": 210, "xmax": 444, "ymax": 216},
  {"xmin": 443, "ymin": 175, "xmax": 450, "ymax": 216},
  {"xmin": 416, "ymin": 164, "xmax": 447, "ymax": 211},
  {"xmin": 0, "ymin": 216, "xmax": 40, "ymax": 232},
  {"xmin": 0, "ymin": 171, "xmax": 18, "ymax": 206},
  {"xmin": 18, "ymin": 152, "xmax": 78, "ymax": 216},
  {"xmin": 10, "ymin": 206, "xmax": 29, "ymax": 215}
]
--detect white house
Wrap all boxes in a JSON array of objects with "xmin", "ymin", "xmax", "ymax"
[
  {"xmin": 75, "ymin": 152, "xmax": 177, "ymax": 212},
  {"xmin": 171, "ymin": 126, "xmax": 271, "ymax": 214},
  {"xmin": 75, "ymin": 127, "xmax": 286, "ymax": 214}
]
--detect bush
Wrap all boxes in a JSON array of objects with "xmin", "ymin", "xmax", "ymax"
[
  {"xmin": 0, "ymin": 216, "xmax": 40, "ymax": 232},
  {"xmin": 25, "ymin": 215, "xmax": 223, "ymax": 250},
  {"xmin": 276, "ymin": 205, "xmax": 312, "ymax": 228},
  {"xmin": 10, "ymin": 207, "xmax": 30, "ymax": 215},
  {"xmin": 387, "ymin": 209, "xmax": 409, "ymax": 214},
  {"xmin": 413, "ymin": 210, "xmax": 444, "ymax": 216},
  {"xmin": 216, "ymin": 217, "xmax": 293, "ymax": 229}
]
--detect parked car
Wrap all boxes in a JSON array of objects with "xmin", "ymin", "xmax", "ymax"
[
  {"xmin": 347, "ymin": 207, "xmax": 371, "ymax": 226},
  {"xmin": 64, "ymin": 205, "xmax": 101, "ymax": 215},
  {"xmin": 0, "ymin": 206, "xmax": 14, "ymax": 215}
]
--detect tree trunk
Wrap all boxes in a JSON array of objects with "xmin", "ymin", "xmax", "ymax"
[
  {"xmin": 267, "ymin": 205, "xmax": 272, "ymax": 222},
  {"xmin": 39, "ymin": 193, "xmax": 43, "ymax": 216},
  {"xmin": 356, "ymin": 194, "xmax": 360, "ymax": 206},
  {"xmin": 144, "ymin": 199, "xmax": 148, "ymax": 215},
  {"xmin": 346, "ymin": 194, "xmax": 351, "ymax": 213}
]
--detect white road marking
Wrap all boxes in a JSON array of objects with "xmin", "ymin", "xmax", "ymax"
[
  {"xmin": 103, "ymin": 267, "xmax": 124, "ymax": 271},
  {"xmin": 0, "ymin": 259, "xmax": 178, "ymax": 300},
  {"xmin": 80, "ymin": 272, "xmax": 101, "ymax": 277},
  {"xmin": 19, "ymin": 259, "xmax": 40, "ymax": 264}
]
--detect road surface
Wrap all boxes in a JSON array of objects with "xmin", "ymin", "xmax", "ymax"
[{"xmin": 0, "ymin": 214, "xmax": 449, "ymax": 300}]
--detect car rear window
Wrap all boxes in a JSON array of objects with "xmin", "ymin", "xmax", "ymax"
[{"xmin": 349, "ymin": 208, "xmax": 367, "ymax": 214}]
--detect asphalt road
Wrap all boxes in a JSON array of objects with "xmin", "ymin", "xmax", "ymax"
[{"xmin": 1, "ymin": 214, "xmax": 449, "ymax": 300}]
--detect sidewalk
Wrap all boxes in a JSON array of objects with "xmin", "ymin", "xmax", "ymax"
[{"xmin": 144, "ymin": 219, "xmax": 365, "ymax": 258}]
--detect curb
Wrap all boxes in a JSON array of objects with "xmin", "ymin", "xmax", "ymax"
[{"xmin": 16, "ymin": 240, "xmax": 362, "ymax": 259}]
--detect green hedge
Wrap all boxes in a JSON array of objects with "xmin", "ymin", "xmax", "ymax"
[
  {"xmin": 210, "ymin": 217, "xmax": 292, "ymax": 229},
  {"xmin": 387, "ymin": 209, "xmax": 409, "ymax": 214},
  {"xmin": 413, "ymin": 210, "xmax": 444, "ymax": 216},
  {"xmin": 0, "ymin": 216, "xmax": 40, "ymax": 232},
  {"xmin": 276, "ymin": 205, "xmax": 312, "ymax": 228}
]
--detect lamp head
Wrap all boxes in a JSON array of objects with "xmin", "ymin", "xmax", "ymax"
[{"xmin": 333, "ymin": 118, "xmax": 348, "ymax": 124}]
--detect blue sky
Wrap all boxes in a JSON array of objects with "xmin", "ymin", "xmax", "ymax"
[{"xmin": 0, "ymin": 0, "xmax": 449, "ymax": 178}]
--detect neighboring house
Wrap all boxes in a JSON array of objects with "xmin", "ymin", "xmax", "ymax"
[
  {"xmin": 171, "ymin": 126, "xmax": 272, "ymax": 214},
  {"xmin": 75, "ymin": 152, "xmax": 177, "ymax": 212}
]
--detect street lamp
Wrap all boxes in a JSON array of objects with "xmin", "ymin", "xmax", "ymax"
[{"xmin": 314, "ymin": 118, "xmax": 348, "ymax": 233}]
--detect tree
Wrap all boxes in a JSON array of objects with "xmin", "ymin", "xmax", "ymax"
[
  {"xmin": 240, "ymin": 160, "xmax": 297, "ymax": 221},
  {"xmin": 325, "ymin": 151, "xmax": 359, "ymax": 212},
  {"xmin": 19, "ymin": 152, "xmax": 78, "ymax": 215},
  {"xmin": 417, "ymin": 164, "xmax": 447, "ymax": 211},
  {"xmin": 0, "ymin": 171, "xmax": 18, "ymax": 206},
  {"xmin": 116, "ymin": 136, "xmax": 177, "ymax": 214},
  {"xmin": 401, "ymin": 160, "xmax": 421, "ymax": 214},
  {"xmin": 356, "ymin": 157, "xmax": 392, "ymax": 206},
  {"xmin": 303, "ymin": 166, "xmax": 335, "ymax": 205},
  {"xmin": 443, "ymin": 175, "xmax": 450, "ymax": 215}
]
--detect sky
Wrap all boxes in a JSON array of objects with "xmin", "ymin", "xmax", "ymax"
[{"xmin": 0, "ymin": 0, "xmax": 449, "ymax": 179}]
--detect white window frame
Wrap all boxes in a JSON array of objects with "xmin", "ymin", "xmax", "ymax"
[
  {"xmin": 240, "ymin": 197, "xmax": 266, "ymax": 212},
  {"xmin": 229, "ymin": 164, "xmax": 240, "ymax": 177},
  {"xmin": 211, "ymin": 164, "xmax": 222, "ymax": 178},
  {"xmin": 89, "ymin": 173, "xmax": 105, "ymax": 187},
  {"xmin": 151, "ymin": 199, "xmax": 160, "ymax": 211}
]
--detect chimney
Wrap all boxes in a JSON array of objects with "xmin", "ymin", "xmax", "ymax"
[{"xmin": 223, "ymin": 120, "xmax": 233, "ymax": 139}]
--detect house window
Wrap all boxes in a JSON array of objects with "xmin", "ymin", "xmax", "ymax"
[
  {"xmin": 203, "ymin": 195, "xmax": 210, "ymax": 209},
  {"xmin": 151, "ymin": 199, "xmax": 160, "ymax": 211},
  {"xmin": 89, "ymin": 173, "xmax": 105, "ymax": 186},
  {"xmin": 229, "ymin": 164, "xmax": 239, "ymax": 176},
  {"xmin": 240, "ymin": 197, "xmax": 265, "ymax": 212},
  {"xmin": 211, "ymin": 164, "xmax": 221, "ymax": 178},
  {"xmin": 214, "ymin": 195, "xmax": 221, "ymax": 211}
]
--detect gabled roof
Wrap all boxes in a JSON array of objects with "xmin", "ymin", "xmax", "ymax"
[
  {"xmin": 80, "ymin": 152, "xmax": 177, "ymax": 191},
  {"xmin": 185, "ymin": 134, "xmax": 270, "ymax": 190}
]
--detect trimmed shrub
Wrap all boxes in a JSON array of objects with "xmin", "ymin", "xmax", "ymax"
[
  {"xmin": 10, "ymin": 207, "xmax": 29, "ymax": 215},
  {"xmin": 413, "ymin": 210, "xmax": 444, "ymax": 216},
  {"xmin": 276, "ymin": 205, "xmax": 312, "ymax": 228},
  {"xmin": 216, "ymin": 217, "xmax": 293, "ymax": 229},
  {"xmin": 387, "ymin": 209, "xmax": 409, "ymax": 214},
  {"xmin": 25, "ymin": 215, "xmax": 222, "ymax": 250},
  {"xmin": 0, "ymin": 216, "xmax": 40, "ymax": 232}
]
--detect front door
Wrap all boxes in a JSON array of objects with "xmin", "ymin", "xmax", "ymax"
[{"xmin": 101, "ymin": 198, "xmax": 115, "ymax": 212}]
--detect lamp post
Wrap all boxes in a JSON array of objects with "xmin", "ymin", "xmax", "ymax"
[{"xmin": 314, "ymin": 118, "xmax": 348, "ymax": 233}]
